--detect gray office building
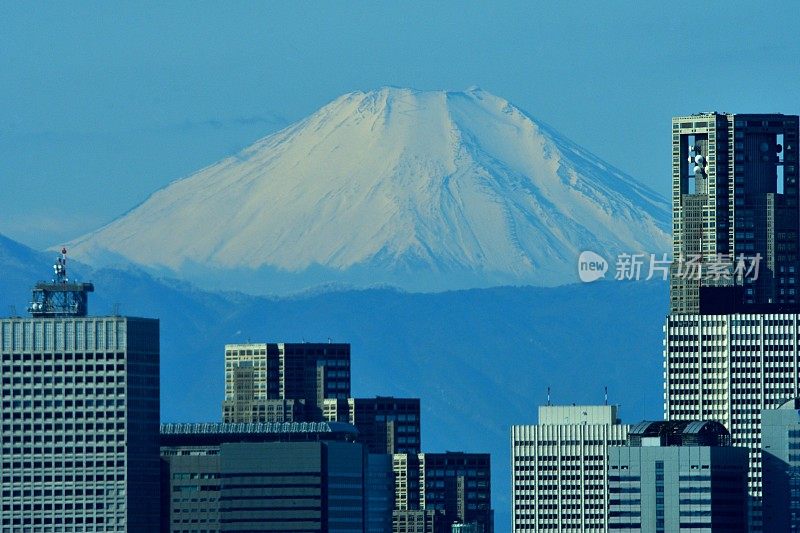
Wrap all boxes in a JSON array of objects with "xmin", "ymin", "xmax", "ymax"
[
  {"xmin": 608, "ymin": 420, "xmax": 748, "ymax": 532},
  {"xmin": 0, "ymin": 249, "xmax": 161, "ymax": 531},
  {"xmin": 160, "ymin": 421, "xmax": 368, "ymax": 533},
  {"xmin": 762, "ymin": 397, "xmax": 800, "ymax": 531}
]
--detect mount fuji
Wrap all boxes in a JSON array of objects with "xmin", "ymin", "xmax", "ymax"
[{"xmin": 65, "ymin": 87, "xmax": 670, "ymax": 293}]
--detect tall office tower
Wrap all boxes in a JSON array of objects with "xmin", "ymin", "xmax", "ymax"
[
  {"xmin": 0, "ymin": 249, "xmax": 160, "ymax": 531},
  {"xmin": 160, "ymin": 421, "xmax": 367, "ymax": 533},
  {"xmin": 391, "ymin": 452, "xmax": 493, "ymax": 533},
  {"xmin": 324, "ymin": 396, "xmax": 422, "ymax": 454},
  {"xmin": 511, "ymin": 404, "xmax": 629, "ymax": 532},
  {"xmin": 665, "ymin": 112, "xmax": 800, "ymax": 530},
  {"xmin": 608, "ymin": 420, "xmax": 748, "ymax": 532},
  {"xmin": 419, "ymin": 452, "xmax": 493, "ymax": 533},
  {"xmin": 670, "ymin": 113, "xmax": 799, "ymax": 313},
  {"xmin": 222, "ymin": 342, "xmax": 350, "ymax": 422},
  {"xmin": 761, "ymin": 397, "xmax": 800, "ymax": 530}
]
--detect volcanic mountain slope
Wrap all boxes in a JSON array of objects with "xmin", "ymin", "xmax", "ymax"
[{"xmin": 66, "ymin": 87, "xmax": 670, "ymax": 293}]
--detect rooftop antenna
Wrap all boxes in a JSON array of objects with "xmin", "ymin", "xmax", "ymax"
[
  {"xmin": 8, "ymin": 305, "xmax": 16, "ymax": 318},
  {"xmin": 604, "ymin": 386, "xmax": 608, "ymax": 406},
  {"xmin": 55, "ymin": 247, "xmax": 67, "ymax": 283},
  {"xmin": 27, "ymin": 247, "xmax": 94, "ymax": 318},
  {"xmin": 112, "ymin": 303, "xmax": 120, "ymax": 316},
  {"xmin": 328, "ymin": 337, "xmax": 332, "ymax": 344},
  {"xmin": 547, "ymin": 386, "xmax": 551, "ymax": 406}
]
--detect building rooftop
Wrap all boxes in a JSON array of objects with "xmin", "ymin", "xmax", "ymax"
[
  {"xmin": 160, "ymin": 421, "xmax": 359, "ymax": 446},
  {"xmin": 538, "ymin": 404, "xmax": 620, "ymax": 426},
  {"xmin": 627, "ymin": 420, "xmax": 730, "ymax": 447}
]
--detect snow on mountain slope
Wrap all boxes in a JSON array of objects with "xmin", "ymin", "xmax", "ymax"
[{"xmin": 66, "ymin": 87, "xmax": 670, "ymax": 293}]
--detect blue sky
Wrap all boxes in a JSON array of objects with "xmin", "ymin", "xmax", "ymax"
[{"xmin": 2, "ymin": 1, "xmax": 799, "ymax": 248}]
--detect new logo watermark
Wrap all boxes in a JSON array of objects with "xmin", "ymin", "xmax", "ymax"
[
  {"xmin": 578, "ymin": 251, "xmax": 608, "ymax": 282},
  {"xmin": 577, "ymin": 251, "xmax": 762, "ymax": 283}
]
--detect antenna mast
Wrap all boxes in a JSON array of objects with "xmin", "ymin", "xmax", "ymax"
[{"xmin": 27, "ymin": 247, "xmax": 94, "ymax": 317}]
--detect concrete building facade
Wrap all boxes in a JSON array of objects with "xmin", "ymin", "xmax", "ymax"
[
  {"xmin": 0, "ymin": 311, "xmax": 160, "ymax": 530},
  {"xmin": 511, "ymin": 405, "xmax": 629, "ymax": 532}
]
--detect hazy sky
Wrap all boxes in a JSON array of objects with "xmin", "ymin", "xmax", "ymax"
[{"xmin": 2, "ymin": 1, "xmax": 799, "ymax": 248}]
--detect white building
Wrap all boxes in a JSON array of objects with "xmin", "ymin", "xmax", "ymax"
[
  {"xmin": 511, "ymin": 405, "xmax": 629, "ymax": 532},
  {"xmin": 664, "ymin": 312, "xmax": 800, "ymax": 529}
]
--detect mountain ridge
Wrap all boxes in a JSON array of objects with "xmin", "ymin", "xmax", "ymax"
[{"xmin": 1, "ymin": 232, "xmax": 667, "ymax": 531}]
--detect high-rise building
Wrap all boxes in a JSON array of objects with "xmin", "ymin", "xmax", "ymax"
[
  {"xmin": 608, "ymin": 420, "xmax": 749, "ymax": 532},
  {"xmin": 664, "ymin": 112, "xmax": 800, "ymax": 530},
  {"xmin": 222, "ymin": 342, "xmax": 350, "ymax": 422},
  {"xmin": 670, "ymin": 113, "xmax": 799, "ymax": 313},
  {"xmin": 761, "ymin": 397, "xmax": 800, "ymax": 531},
  {"xmin": 664, "ymin": 314, "xmax": 800, "ymax": 503},
  {"xmin": 0, "ymin": 249, "xmax": 161, "ymax": 531},
  {"xmin": 511, "ymin": 404, "xmax": 629, "ymax": 532},
  {"xmin": 160, "ymin": 421, "xmax": 366, "ymax": 533},
  {"xmin": 324, "ymin": 396, "xmax": 422, "ymax": 454},
  {"xmin": 391, "ymin": 452, "xmax": 493, "ymax": 533},
  {"xmin": 420, "ymin": 452, "xmax": 492, "ymax": 533}
]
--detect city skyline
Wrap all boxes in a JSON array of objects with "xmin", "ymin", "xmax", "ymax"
[{"xmin": 3, "ymin": 4, "xmax": 796, "ymax": 531}]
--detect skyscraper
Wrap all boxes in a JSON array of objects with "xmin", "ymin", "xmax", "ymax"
[
  {"xmin": 670, "ymin": 113, "xmax": 799, "ymax": 312},
  {"xmin": 391, "ymin": 451, "xmax": 493, "ymax": 533},
  {"xmin": 222, "ymin": 342, "xmax": 350, "ymax": 422},
  {"xmin": 511, "ymin": 404, "xmax": 629, "ymax": 532},
  {"xmin": 0, "ymin": 249, "xmax": 161, "ymax": 531},
  {"xmin": 419, "ymin": 452, "xmax": 493, "ymax": 533},
  {"xmin": 324, "ymin": 396, "xmax": 422, "ymax": 454},
  {"xmin": 664, "ymin": 112, "xmax": 800, "ymax": 529}
]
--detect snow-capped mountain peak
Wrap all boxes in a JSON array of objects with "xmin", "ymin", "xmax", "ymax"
[{"xmin": 66, "ymin": 87, "xmax": 670, "ymax": 293}]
